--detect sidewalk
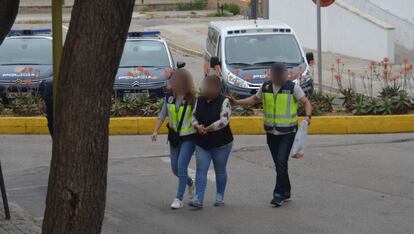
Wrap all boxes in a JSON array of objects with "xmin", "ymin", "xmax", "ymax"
[{"xmin": 0, "ymin": 203, "xmax": 40, "ymax": 234}]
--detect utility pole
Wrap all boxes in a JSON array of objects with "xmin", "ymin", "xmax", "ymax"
[
  {"xmin": 263, "ymin": 0, "xmax": 269, "ymax": 19},
  {"xmin": 251, "ymin": 0, "xmax": 258, "ymax": 19},
  {"xmin": 317, "ymin": 0, "xmax": 323, "ymax": 93}
]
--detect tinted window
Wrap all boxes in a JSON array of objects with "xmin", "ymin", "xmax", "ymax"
[
  {"xmin": 0, "ymin": 38, "xmax": 52, "ymax": 65},
  {"xmin": 225, "ymin": 34, "xmax": 303, "ymax": 66},
  {"xmin": 119, "ymin": 40, "xmax": 171, "ymax": 67}
]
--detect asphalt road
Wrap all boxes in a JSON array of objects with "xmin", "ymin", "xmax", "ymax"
[{"xmin": 1, "ymin": 134, "xmax": 414, "ymax": 234}]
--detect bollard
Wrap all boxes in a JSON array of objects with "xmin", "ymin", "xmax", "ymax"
[{"xmin": 0, "ymin": 161, "xmax": 10, "ymax": 220}]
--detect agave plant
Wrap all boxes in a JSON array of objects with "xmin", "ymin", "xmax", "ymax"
[
  {"xmin": 352, "ymin": 96, "xmax": 368, "ymax": 115},
  {"xmin": 392, "ymin": 91, "xmax": 412, "ymax": 114},
  {"xmin": 381, "ymin": 98, "xmax": 394, "ymax": 115},
  {"xmin": 111, "ymin": 99, "xmax": 125, "ymax": 117},
  {"xmin": 379, "ymin": 85, "xmax": 402, "ymax": 99},
  {"xmin": 366, "ymin": 98, "xmax": 383, "ymax": 115}
]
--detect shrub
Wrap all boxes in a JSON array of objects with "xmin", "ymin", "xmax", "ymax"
[
  {"xmin": 11, "ymin": 93, "xmax": 44, "ymax": 116},
  {"xmin": 223, "ymin": 3, "xmax": 241, "ymax": 15},
  {"xmin": 207, "ymin": 11, "xmax": 232, "ymax": 17},
  {"xmin": 232, "ymin": 105, "xmax": 254, "ymax": 116},
  {"xmin": 176, "ymin": 0, "xmax": 206, "ymax": 11},
  {"xmin": 0, "ymin": 101, "xmax": 4, "ymax": 115}
]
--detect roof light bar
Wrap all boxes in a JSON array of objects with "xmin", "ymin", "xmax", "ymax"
[
  {"xmin": 8, "ymin": 28, "xmax": 52, "ymax": 36},
  {"xmin": 128, "ymin": 31, "xmax": 161, "ymax": 38}
]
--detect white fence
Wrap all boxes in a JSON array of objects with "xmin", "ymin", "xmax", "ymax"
[{"xmin": 269, "ymin": 0, "xmax": 395, "ymax": 62}]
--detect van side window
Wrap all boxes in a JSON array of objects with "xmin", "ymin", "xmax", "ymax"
[
  {"xmin": 207, "ymin": 27, "xmax": 218, "ymax": 56},
  {"xmin": 217, "ymin": 36, "xmax": 221, "ymax": 57}
]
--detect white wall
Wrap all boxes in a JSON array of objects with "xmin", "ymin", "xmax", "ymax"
[
  {"xmin": 369, "ymin": 0, "xmax": 414, "ymax": 23},
  {"xmin": 344, "ymin": 0, "xmax": 414, "ymax": 50},
  {"xmin": 269, "ymin": 0, "xmax": 395, "ymax": 62}
]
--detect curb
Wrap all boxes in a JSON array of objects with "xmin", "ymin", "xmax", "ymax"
[{"xmin": 1, "ymin": 115, "xmax": 414, "ymax": 135}]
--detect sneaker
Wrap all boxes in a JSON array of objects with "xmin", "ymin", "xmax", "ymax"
[
  {"xmin": 188, "ymin": 181, "xmax": 195, "ymax": 199},
  {"xmin": 189, "ymin": 196, "xmax": 203, "ymax": 209},
  {"xmin": 271, "ymin": 194, "xmax": 291, "ymax": 207},
  {"xmin": 170, "ymin": 198, "xmax": 183, "ymax": 209},
  {"xmin": 214, "ymin": 193, "xmax": 225, "ymax": 207}
]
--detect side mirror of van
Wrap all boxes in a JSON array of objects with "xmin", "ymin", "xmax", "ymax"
[
  {"xmin": 210, "ymin": 56, "xmax": 221, "ymax": 68},
  {"xmin": 176, "ymin": 61, "xmax": 186, "ymax": 69},
  {"xmin": 306, "ymin": 52, "xmax": 314, "ymax": 65}
]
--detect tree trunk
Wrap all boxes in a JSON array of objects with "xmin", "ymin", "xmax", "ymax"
[
  {"xmin": 0, "ymin": 0, "xmax": 20, "ymax": 45},
  {"xmin": 42, "ymin": 1, "xmax": 135, "ymax": 233}
]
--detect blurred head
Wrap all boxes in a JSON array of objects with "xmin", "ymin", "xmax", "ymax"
[
  {"xmin": 171, "ymin": 68, "xmax": 196, "ymax": 104},
  {"xmin": 202, "ymin": 74, "xmax": 221, "ymax": 99},
  {"xmin": 271, "ymin": 63, "xmax": 288, "ymax": 86}
]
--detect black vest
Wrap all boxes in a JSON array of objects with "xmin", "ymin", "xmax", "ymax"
[{"xmin": 195, "ymin": 95, "xmax": 233, "ymax": 149}]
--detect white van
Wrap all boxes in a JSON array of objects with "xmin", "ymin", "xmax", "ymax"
[{"xmin": 205, "ymin": 20, "xmax": 314, "ymax": 96}]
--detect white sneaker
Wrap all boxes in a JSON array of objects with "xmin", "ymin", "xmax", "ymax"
[
  {"xmin": 170, "ymin": 198, "xmax": 183, "ymax": 209},
  {"xmin": 188, "ymin": 182, "xmax": 195, "ymax": 199}
]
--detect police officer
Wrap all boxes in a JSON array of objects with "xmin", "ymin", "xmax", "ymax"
[
  {"xmin": 152, "ymin": 68, "xmax": 197, "ymax": 209},
  {"xmin": 229, "ymin": 62, "xmax": 312, "ymax": 207}
]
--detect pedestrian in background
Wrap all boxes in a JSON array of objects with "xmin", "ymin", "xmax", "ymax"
[
  {"xmin": 152, "ymin": 68, "xmax": 197, "ymax": 209},
  {"xmin": 190, "ymin": 74, "xmax": 233, "ymax": 209},
  {"xmin": 229, "ymin": 63, "xmax": 312, "ymax": 207}
]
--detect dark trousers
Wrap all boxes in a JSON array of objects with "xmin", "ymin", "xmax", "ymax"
[{"xmin": 266, "ymin": 132, "xmax": 296, "ymax": 197}]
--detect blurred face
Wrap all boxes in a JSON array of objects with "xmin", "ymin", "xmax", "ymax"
[
  {"xmin": 271, "ymin": 69, "xmax": 288, "ymax": 86},
  {"xmin": 203, "ymin": 77, "xmax": 221, "ymax": 99},
  {"xmin": 171, "ymin": 73, "xmax": 188, "ymax": 95}
]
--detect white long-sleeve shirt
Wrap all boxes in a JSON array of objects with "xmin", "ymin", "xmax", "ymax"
[{"xmin": 191, "ymin": 98, "xmax": 232, "ymax": 131}]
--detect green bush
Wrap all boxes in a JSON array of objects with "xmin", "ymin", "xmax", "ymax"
[
  {"xmin": 223, "ymin": 3, "xmax": 241, "ymax": 15},
  {"xmin": 176, "ymin": 0, "xmax": 206, "ymax": 11}
]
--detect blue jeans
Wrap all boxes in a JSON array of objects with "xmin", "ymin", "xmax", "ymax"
[
  {"xmin": 194, "ymin": 143, "xmax": 233, "ymax": 203},
  {"xmin": 266, "ymin": 133, "xmax": 295, "ymax": 198},
  {"xmin": 170, "ymin": 140, "xmax": 195, "ymax": 201}
]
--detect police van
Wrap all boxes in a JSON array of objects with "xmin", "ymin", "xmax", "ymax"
[
  {"xmin": 114, "ymin": 31, "xmax": 185, "ymax": 98},
  {"xmin": 205, "ymin": 20, "xmax": 314, "ymax": 96},
  {"xmin": 0, "ymin": 29, "xmax": 53, "ymax": 102}
]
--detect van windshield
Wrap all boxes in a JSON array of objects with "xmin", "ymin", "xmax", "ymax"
[{"xmin": 225, "ymin": 34, "xmax": 303, "ymax": 67}]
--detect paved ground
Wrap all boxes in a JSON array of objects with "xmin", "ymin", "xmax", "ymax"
[{"xmin": 1, "ymin": 134, "xmax": 414, "ymax": 233}]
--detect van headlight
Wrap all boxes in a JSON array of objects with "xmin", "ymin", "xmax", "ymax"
[{"xmin": 227, "ymin": 72, "xmax": 249, "ymax": 88}]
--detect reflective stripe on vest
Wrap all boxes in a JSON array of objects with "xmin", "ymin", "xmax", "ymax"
[
  {"xmin": 262, "ymin": 91, "xmax": 298, "ymax": 129},
  {"xmin": 167, "ymin": 103, "xmax": 195, "ymax": 136}
]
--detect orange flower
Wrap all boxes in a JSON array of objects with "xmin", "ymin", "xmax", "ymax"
[
  {"xmin": 403, "ymin": 58, "xmax": 409, "ymax": 65},
  {"xmin": 334, "ymin": 74, "xmax": 341, "ymax": 81},
  {"xmin": 388, "ymin": 75, "xmax": 399, "ymax": 81},
  {"xmin": 336, "ymin": 58, "xmax": 341, "ymax": 65},
  {"xmin": 244, "ymin": 75, "xmax": 252, "ymax": 81},
  {"xmin": 23, "ymin": 79, "xmax": 32, "ymax": 85}
]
